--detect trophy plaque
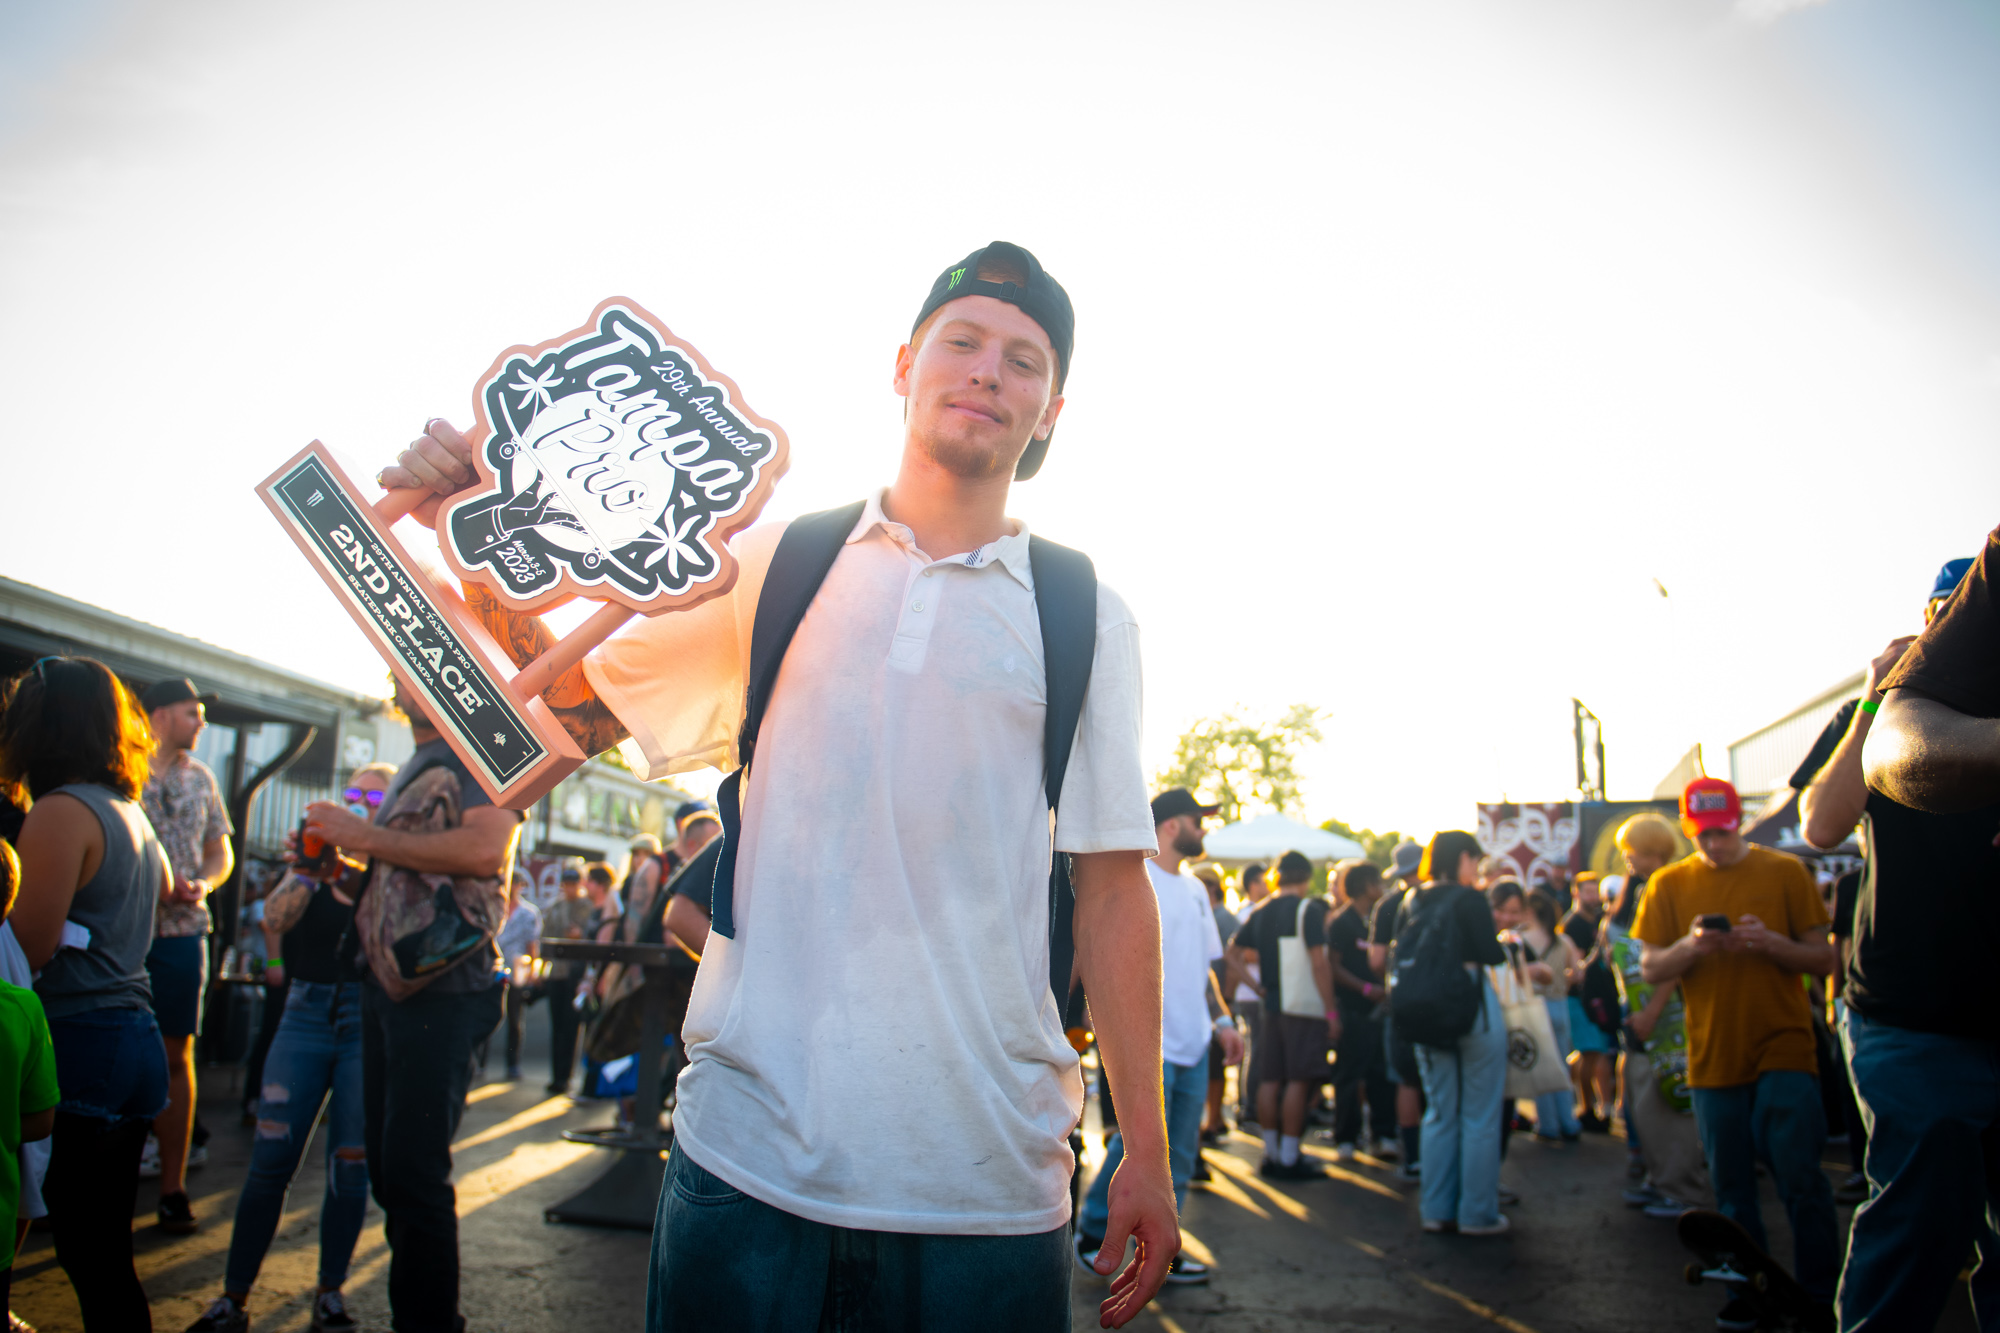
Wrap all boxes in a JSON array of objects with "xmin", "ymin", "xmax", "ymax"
[{"xmin": 259, "ymin": 298, "xmax": 790, "ymax": 808}]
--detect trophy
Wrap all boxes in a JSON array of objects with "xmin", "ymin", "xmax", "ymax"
[{"xmin": 258, "ymin": 298, "xmax": 790, "ymax": 807}]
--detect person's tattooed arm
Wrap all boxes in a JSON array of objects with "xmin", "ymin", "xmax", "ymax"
[{"xmin": 461, "ymin": 584, "xmax": 631, "ymax": 757}]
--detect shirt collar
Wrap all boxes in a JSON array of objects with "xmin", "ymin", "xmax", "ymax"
[{"xmin": 845, "ymin": 488, "xmax": 1035, "ymax": 591}]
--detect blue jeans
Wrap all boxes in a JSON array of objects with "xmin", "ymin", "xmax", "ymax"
[
  {"xmin": 1534, "ymin": 997, "xmax": 1581, "ymax": 1138},
  {"xmin": 1692, "ymin": 1069, "xmax": 1840, "ymax": 1303},
  {"xmin": 1080, "ymin": 1055, "xmax": 1205, "ymax": 1239},
  {"xmin": 45, "ymin": 1006, "xmax": 170, "ymax": 1331},
  {"xmin": 1838, "ymin": 1009, "xmax": 2000, "ymax": 1331},
  {"xmin": 1416, "ymin": 981, "xmax": 1507, "ymax": 1228},
  {"xmin": 226, "ymin": 981, "xmax": 368, "ymax": 1296},
  {"xmin": 647, "ymin": 1142, "xmax": 1070, "ymax": 1332}
]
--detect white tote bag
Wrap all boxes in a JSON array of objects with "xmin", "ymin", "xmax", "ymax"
[
  {"xmin": 1492, "ymin": 954, "xmax": 1570, "ymax": 1099},
  {"xmin": 1278, "ymin": 898, "xmax": 1325, "ymax": 1019}
]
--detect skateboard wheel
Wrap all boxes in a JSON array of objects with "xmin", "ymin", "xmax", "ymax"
[{"xmin": 1684, "ymin": 1263, "xmax": 1704, "ymax": 1287}]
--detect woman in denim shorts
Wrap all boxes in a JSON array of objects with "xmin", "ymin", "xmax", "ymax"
[{"xmin": 2, "ymin": 658, "xmax": 172, "ymax": 1330}]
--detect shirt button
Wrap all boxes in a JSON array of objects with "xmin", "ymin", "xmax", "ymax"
[
  {"xmin": 923, "ymin": 568, "xmax": 934, "ymax": 578},
  {"xmin": 912, "ymin": 601, "xmax": 925, "ymax": 613}
]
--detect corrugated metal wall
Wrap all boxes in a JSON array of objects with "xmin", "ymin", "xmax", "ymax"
[{"xmin": 1729, "ymin": 671, "xmax": 1864, "ymax": 796}]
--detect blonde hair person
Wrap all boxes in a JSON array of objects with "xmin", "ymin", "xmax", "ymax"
[{"xmin": 1615, "ymin": 813, "xmax": 1679, "ymax": 865}]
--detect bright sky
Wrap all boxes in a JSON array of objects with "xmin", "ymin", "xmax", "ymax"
[{"xmin": 3, "ymin": 0, "xmax": 1997, "ymax": 839}]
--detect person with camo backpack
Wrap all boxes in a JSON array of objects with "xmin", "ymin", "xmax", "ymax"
[{"xmin": 279, "ymin": 677, "xmax": 524, "ymax": 1333}]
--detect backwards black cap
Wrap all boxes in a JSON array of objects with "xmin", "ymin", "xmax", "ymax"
[{"xmin": 911, "ymin": 241, "xmax": 1074, "ymax": 481}]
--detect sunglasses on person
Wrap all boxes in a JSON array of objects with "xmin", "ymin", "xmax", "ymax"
[{"xmin": 343, "ymin": 787, "xmax": 388, "ymax": 807}]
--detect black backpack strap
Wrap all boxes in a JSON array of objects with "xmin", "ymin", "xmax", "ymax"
[
  {"xmin": 1029, "ymin": 534, "xmax": 1097, "ymax": 1007},
  {"xmin": 709, "ymin": 501, "xmax": 866, "ymax": 939}
]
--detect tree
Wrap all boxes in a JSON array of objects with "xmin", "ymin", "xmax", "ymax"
[
  {"xmin": 1155, "ymin": 704, "xmax": 1323, "ymax": 826},
  {"xmin": 1320, "ymin": 817, "xmax": 1405, "ymax": 872}
]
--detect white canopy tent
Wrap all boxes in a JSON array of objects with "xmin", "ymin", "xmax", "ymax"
[{"xmin": 1198, "ymin": 813, "xmax": 1367, "ymax": 867}]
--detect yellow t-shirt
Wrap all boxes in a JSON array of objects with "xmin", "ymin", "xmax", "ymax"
[{"xmin": 1632, "ymin": 845, "xmax": 1829, "ymax": 1089}]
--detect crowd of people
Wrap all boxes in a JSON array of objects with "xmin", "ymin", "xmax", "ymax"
[{"xmin": 0, "ymin": 237, "xmax": 1995, "ymax": 1333}]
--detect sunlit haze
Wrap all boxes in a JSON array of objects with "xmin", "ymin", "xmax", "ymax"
[{"xmin": 4, "ymin": 0, "xmax": 1996, "ymax": 838}]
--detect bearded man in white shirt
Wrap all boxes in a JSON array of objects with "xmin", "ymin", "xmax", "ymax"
[
  {"xmin": 1075, "ymin": 788, "xmax": 1242, "ymax": 1287},
  {"xmin": 383, "ymin": 242, "xmax": 1174, "ymax": 1330}
]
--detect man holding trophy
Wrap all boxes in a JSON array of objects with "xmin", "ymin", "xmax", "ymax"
[{"xmin": 376, "ymin": 242, "xmax": 1175, "ymax": 1330}]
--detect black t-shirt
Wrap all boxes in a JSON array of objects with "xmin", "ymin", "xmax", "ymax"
[
  {"xmin": 1391, "ymin": 883, "xmax": 1508, "ymax": 968},
  {"xmin": 1561, "ymin": 909, "xmax": 1599, "ymax": 955},
  {"xmin": 1369, "ymin": 887, "xmax": 1409, "ymax": 949},
  {"xmin": 1881, "ymin": 522, "xmax": 2000, "ymax": 719},
  {"xmin": 1232, "ymin": 893, "xmax": 1330, "ymax": 1015},
  {"xmin": 1327, "ymin": 903, "xmax": 1375, "ymax": 1011},
  {"xmin": 283, "ymin": 882, "xmax": 361, "ymax": 984},
  {"xmin": 1792, "ymin": 702, "xmax": 2000, "ymax": 1038}
]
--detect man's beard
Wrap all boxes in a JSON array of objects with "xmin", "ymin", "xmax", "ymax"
[
  {"xmin": 917, "ymin": 423, "xmax": 1022, "ymax": 481},
  {"xmin": 1173, "ymin": 828, "xmax": 1205, "ymax": 860}
]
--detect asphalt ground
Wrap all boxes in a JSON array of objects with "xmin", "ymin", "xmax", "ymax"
[{"xmin": 9, "ymin": 1008, "xmax": 1981, "ymax": 1331}]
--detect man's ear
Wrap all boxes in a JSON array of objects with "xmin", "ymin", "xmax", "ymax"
[
  {"xmin": 893, "ymin": 342, "xmax": 915, "ymax": 399},
  {"xmin": 1035, "ymin": 392, "xmax": 1065, "ymax": 441}
]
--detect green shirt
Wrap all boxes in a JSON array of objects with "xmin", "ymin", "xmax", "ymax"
[
  {"xmin": 0, "ymin": 981, "xmax": 59, "ymax": 1266},
  {"xmin": 1604, "ymin": 919, "xmax": 1692, "ymax": 1113}
]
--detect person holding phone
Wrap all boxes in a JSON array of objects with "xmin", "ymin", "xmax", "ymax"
[{"xmin": 1635, "ymin": 778, "xmax": 1836, "ymax": 1331}]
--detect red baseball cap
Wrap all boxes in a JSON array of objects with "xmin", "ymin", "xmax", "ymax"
[{"xmin": 1680, "ymin": 777, "xmax": 1742, "ymax": 837}]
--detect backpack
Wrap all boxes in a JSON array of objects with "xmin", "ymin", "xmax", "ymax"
[
  {"xmin": 1386, "ymin": 885, "xmax": 1483, "ymax": 1048},
  {"xmin": 707, "ymin": 501, "xmax": 1099, "ymax": 1009},
  {"xmin": 352, "ymin": 763, "xmax": 506, "ymax": 1001}
]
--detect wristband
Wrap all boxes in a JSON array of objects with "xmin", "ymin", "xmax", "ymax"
[
  {"xmin": 265, "ymin": 957, "xmax": 283, "ymax": 969},
  {"xmin": 1859, "ymin": 698, "xmax": 1880, "ymax": 716},
  {"xmin": 1213, "ymin": 1016, "xmax": 1235, "ymax": 1032}
]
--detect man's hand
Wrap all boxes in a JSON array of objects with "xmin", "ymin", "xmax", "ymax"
[
  {"xmin": 1324, "ymin": 1010, "xmax": 1343, "ymax": 1044},
  {"xmin": 1524, "ymin": 961, "xmax": 1555, "ymax": 987},
  {"xmin": 1865, "ymin": 635, "xmax": 1919, "ymax": 700},
  {"xmin": 1092, "ymin": 1151, "xmax": 1180, "ymax": 1328},
  {"xmin": 1690, "ymin": 920, "xmax": 1727, "ymax": 956},
  {"xmin": 304, "ymin": 802, "xmax": 377, "ymax": 859},
  {"xmin": 378, "ymin": 420, "xmax": 479, "ymax": 527},
  {"xmin": 1218, "ymin": 1024, "xmax": 1244, "ymax": 1067},
  {"xmin": 1729, "ymin": 913, "xmax": 1778, "ymax": 954},
  {"xmin": 170, "ymin": 875, "xmax": 208, "ymax": 905}
]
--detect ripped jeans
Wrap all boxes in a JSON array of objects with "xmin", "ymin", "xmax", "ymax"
[{"xmin": 224, "ymin": 979, "xmax": 369, "ymax": 1296}]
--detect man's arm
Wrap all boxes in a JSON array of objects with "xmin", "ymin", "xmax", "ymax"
[
  {"xmin": 1070, "ymin": 849, "xmax": 1177, "ymax": 1328},
  {"xmin": 304, "ymin": 803, "xmax": 521, "ymax": 878},
  {"xmin": 663, "ymin": 894, "xmax": 710, "ymax": 958},
  {"xmin": 461, "ymin": 584, "xmax": 631, "ymax": 757},
  {"xmin": 200, "ymin": 832, "xmax": 234, "ymax": 892},
  {"xmin": 1866, "ymin": 688, "xmax": 2000, "ymax": 814},
  {"xmin": 1802, "ymin": 638, "xmax": 1913, "ymax": 847},
  {"xmin": 1731, "ymin": 917, "xmax": 1835, "ymax": 978}
]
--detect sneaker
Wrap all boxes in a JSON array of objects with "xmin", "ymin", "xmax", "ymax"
[
  {"xmin": 1497, "ymin": 1185, "xmax": 1521, "ymax": 1206},
  {"xmin": 139, "ymin": 1134, "xmax": 162, "ymax": 1180},
  {"xmin": 506, "ymin": 1064, "xmax": 523, "ymax": 1080},
  {"xmin": 1420, "ymin": 1217, "xmax": 1456, "ymax": 1233},
  {"xmin": 1715, "ymin": 1294, "xmax": 1761, "ymax": 1331},
  {"xmin": 1191, "ymin": 1155, "xmax": 1212, "ymax": 1183},
  {"xmin": 1199, "ymin": 1125, "xmax": 1223, "ymax": 1144},
  {"xmin": 1073, "ymin": 1231, "xmax": 1106, "ymax": 1277},
  {"xmin": 1643, "ymin": 1196, "xmax": 1692, "ymax": 1220},
  {"xmin": 1460, "ymin": 1214, "xmax": 1511, "ymax": 1237},
  {"xmin": 1626, "ymin": 1152, "xmax": 1648, "ymax": 1182},
  {"xmin": 1834, "ymin": 1171, "xmax": 1869, "ymax": 1204},
  {"xmin": 187, "ymin": 1142, "xmax": 208, "ymax": 1170},
  {"xmin": 1371, "ymin": 1136, "xmax": 1401, "ymax": 1161},
  {"xmin": 157, "ymin": 1190, "xmax": 198, "ymax": 1235},
  {"xmin": 546, "ymin": 1080, "xmax": 570, "ymax": 1096},
  {"xmin": 185, "ymin": 1296, "xmax": 247, "ymax": 1332},
  {"xmin": 1622, "ymin": 1183, "xmax": 1664, "ymax": 1208},
  {"xmin": 1257, "ymin": 1156, "xmax": 1282, "ymax": 1178},
  {"xmin": 1580, "ymin": 1110, "xmax": 1612, "ymax": 1134},
  {"xmin": 1334, "ymin": 1142, "xmax": 1357, "ymax": 1162},
  {"xmin": 1163, "ymin": 1254, "xmax": 1210, "ymax": 1285},
  {"xmin": 311, "ymin": 1290, "xmax": 358, "ymax": 1332},
  {"xmin": 1280, "ymin": 1158, "xmax": 1327, "ymax": 1181},
  {"xmin": 1396, "ymin": 1161, "xmax": 1423, "ymax": 1183}
]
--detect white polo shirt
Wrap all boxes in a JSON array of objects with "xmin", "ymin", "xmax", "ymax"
[
  {"xmin": 1151, "ymin": 861, "xmax": 1224, "ymax": 1068},
  {"xmin": 583, "ymin": 490, "xmax": 1154, "ymax": 1234}
]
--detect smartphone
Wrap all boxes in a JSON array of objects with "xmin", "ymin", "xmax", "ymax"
[
  {"xmin": 1697, "ymin": 913, "xmax": 1732, "ymax": 932},
  {"xmin": 296, "ymin": 817, "xmax": 332, "ymax": 875}
]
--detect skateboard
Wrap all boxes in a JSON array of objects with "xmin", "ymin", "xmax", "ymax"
[{"xmin": 1677, "ymin": 1208, "xmax": 1832, "ymax": 1332}]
